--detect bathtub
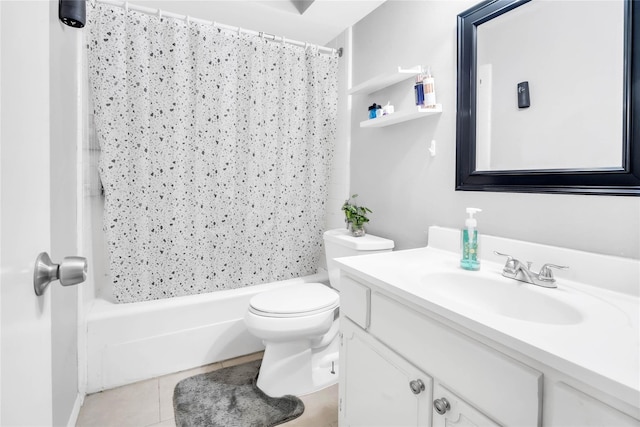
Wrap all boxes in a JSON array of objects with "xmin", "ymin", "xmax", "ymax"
[{"xmin": 85, "ymin": 271, "xmax": 329, "ymax": 392}]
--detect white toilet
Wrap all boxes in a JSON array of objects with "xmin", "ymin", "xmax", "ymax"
[{"xmin": 244, "ymin": 228, "xmax": 394, "ymax": 397}]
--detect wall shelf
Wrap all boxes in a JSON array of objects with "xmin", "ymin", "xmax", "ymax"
[
  {"xmin": 360, "ymin": 105, "xmax": 442, "ymax": 128},
  {"xmin": 349, "ymin": 66, "xmax": 422, "ymax": 96}
]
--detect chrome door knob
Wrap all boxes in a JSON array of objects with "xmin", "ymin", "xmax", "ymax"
[
  {"xmin": 433, "ymin": 397, "xmax": 451, "ymax": 415},
  {"xmin": 59, "ymin": 256, "xmax": 88, "ymax": 286},
  {"xmin": 409, "ymin": 379, "xmax": 425, "ymax": 395},
  {"xmin": 34, "ymin": 252, "xmax": 87, "ymax": 296}
]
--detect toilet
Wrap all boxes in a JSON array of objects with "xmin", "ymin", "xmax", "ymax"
[{"xmin": 244, "ymin": 228, "xmax": 394, "ymax": 397}]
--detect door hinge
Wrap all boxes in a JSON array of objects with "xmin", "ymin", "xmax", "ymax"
[{"xmin": 339, "ymin": 397, "xmax": 342, "ymax": 412}]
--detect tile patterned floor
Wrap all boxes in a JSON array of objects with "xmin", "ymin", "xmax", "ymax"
[{"xmin": 76, "ymin": 352, "xmax": 338, "ymax": 427}]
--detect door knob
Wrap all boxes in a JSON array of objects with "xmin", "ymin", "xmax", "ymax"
[{"xmin": 33, "ymin": 252, "xmax": 87, "ymax": 296}]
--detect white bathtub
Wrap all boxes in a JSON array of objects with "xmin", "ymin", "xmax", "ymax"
[{"xmin": 85, "ymin": 271, "xmax": 329, "ymax": 392}]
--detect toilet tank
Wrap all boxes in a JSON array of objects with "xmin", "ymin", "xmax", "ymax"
[{"xmin": 323, "ymin": 228, "xmax": 394, "ymax": 291}]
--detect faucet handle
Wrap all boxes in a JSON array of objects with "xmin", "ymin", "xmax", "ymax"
[
  {"xmin": 538, "ymin": 263, "xmax": 569, "ymax": 282},
  {"xmin": 494, "ymin": 251, "xmax": 517, "ymax": 273}
]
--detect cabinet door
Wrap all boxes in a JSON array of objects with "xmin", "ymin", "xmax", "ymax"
[
  {"xmin": 432, "ymin": 383, "xmax": 500, "ymax": 427},
  {"xmin": 547, "ymin": 382, "xmax": 640, "ymax": 427},
  {"xmin": 340, "ymin": 318, "xmax": 432, "ymax": 427}
]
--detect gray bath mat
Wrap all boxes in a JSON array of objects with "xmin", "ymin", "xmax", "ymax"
[{"xmin": 173, "ymin": 359, "xmax": 304, "ymax": 427}]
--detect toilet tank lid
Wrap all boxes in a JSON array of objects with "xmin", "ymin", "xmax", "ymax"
[{"xmin": 324, "ymin": 228, "xmax": 394, "ymax": 251}]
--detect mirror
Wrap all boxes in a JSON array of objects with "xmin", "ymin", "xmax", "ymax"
[{"xmin": 456, "ymin": 0, "xmax": 639, "ymax": 195}]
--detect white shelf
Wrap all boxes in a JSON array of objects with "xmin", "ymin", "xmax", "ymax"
[
  {"xmin": 360, "ymin": 105, "xmax": 442, "ymax": 128},
  {"xmin": 349, "ymin": 66, "xmax": 422, "ymax": 96}
]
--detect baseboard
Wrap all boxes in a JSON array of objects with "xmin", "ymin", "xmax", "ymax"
[{"xmin": 67, "ymin": 393, "xmax": 84, "ymax": 427}]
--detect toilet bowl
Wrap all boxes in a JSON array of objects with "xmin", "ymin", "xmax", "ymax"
[{"xmin": 244, "ymin": 228, "xmax": 394, "ymax": 397}]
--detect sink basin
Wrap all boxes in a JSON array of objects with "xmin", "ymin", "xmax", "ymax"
[{"xmin": 421, "ymin": 271, "xmax": 583, "ymax": 325}]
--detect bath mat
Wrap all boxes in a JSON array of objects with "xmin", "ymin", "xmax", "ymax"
[{"xmin": 173, "ymin": 360, "xmax": 304, "ymax": 427}]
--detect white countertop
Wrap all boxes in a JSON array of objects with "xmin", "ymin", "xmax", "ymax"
[{"xmin": 335, "ymin": 234, "xmax": 640, "ymax": 410}]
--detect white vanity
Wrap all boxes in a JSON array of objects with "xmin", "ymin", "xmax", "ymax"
[{"xmin": 335, "ymin": 227, "xmax": 639, "ymax": 426}]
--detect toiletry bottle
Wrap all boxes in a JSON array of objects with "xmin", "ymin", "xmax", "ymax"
[
  {"xmin": 414, "ymin": 73, "xmax": 425, "ymax": 106},
  {"xmin": 423, "ymin": 67, "xmax": 436, "ymax": 108},
  {"xmin": 460, "ymin": 208, "xmax": 482, "ymax": 271},
  {"xmin": 368, "ymin": 103, "xmax": 378, "ymax": 119}
]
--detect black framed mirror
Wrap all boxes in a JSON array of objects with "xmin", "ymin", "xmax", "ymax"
[{"xmin": 456, "ymin": 0, "xmax": 639, "ymax": 196}]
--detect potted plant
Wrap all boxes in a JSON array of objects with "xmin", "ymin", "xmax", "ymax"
[{"xmin": 341, "ymin": 194, "xmax": 372, "ymax": 237}]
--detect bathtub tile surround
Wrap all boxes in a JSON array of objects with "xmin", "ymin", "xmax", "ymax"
[
  {"xmin": 77, "ymin": 352, "xmax": 339, "ymax": 427},
  {"xmin": 87, "ymin": 3, "xmax": 338, "ymax": 303}
]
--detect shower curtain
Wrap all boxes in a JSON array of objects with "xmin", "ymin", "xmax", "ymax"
[{"xmin": 87, "ymin": 4, "xmax": 338, "ymax": 303}]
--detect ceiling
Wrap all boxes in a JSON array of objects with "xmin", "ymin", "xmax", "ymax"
[{"xmin": 128, "ymin": 0, "xmax": 387, "ymax": 46}]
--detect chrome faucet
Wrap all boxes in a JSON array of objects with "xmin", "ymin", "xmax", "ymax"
[{"xmin": 494, "ymin": 252, "xmax": 568, "ymax": 288}]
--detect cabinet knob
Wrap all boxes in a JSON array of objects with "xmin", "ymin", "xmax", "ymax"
[
  {"xmin": 433, "ymin": 397, "xmax": 451, "ymax": 415},
  {"xmin": 409, "ymin": 379, "xmax": 425, "ymax": 394}
]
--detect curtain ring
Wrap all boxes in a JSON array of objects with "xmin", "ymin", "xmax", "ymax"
[
  {"xmin": 281, "ymin": 36, "xmax": 286, "ymax": 46},
  {"xmin": 237, "ymin": 26, "xmax": 242, "ymax": 35},
  {"xmin": 158, "ymin": 9, "xmax": 162, "ymax": 19},
  {"xmin": 124, "ymin": 1, "xmax": 129, "ymax": 12},
  {"xmin": 185, "ymin": 15, "xmax": 190, "ymax": 24}
]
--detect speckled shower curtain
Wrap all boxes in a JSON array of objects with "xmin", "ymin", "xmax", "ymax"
[{"xmin": 87, "ymin": 4, "xmax": 337, "ymax": 303}]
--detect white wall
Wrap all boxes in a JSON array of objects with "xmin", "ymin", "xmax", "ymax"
[
  {"xmin": 325, "ymin": 29, "xmax": 352, "ymax": 232},
  {"xmin": 49, "ymin": 1, "xmax": 81, "ymax": 424},
  {"xmin": 349, "ymin": 0, "xmax": 640, "ymax": 259}
]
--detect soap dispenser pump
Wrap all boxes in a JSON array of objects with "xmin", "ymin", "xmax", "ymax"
[{"xmin": 461, "ymin": 208, "xmax": 482, "ymax": 271}]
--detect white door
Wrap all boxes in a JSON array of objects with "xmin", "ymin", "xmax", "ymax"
[{"xmin": 1, "ymin": 1, "xmax": 55, "ymax": 425}]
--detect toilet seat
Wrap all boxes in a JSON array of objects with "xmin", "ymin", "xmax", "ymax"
[{"xmin": 249, "ymin": 282, "xmax": 339, "ymax": 318}]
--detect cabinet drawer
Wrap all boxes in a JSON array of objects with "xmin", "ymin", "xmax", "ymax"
[
  {"xmin": 340, "ymin": 274, "xmax": 371, "ymax": 329},
  {"xmin": 370, "ymin": 292, "xmax": 542, "ymax": 427}
]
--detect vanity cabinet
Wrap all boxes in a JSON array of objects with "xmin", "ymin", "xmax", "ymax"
[
  {"xmin": 336, "ymin": 227, "xmax": 639, "ymax": 426},
  {"xmin": 339, "ymin": 275, "xmax": 542, "ymax": 427}
]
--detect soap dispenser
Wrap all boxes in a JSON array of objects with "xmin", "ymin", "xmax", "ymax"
[{"xmin": 460, "ymin": 208, "xmax": 482, "ymax": 271}]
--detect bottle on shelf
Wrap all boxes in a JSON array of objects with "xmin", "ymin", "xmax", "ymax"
[
  {"xmin": 422, "ymin": 67, "xmax": 437, "ymax": 108},
  {"xmin": 414, "ymin": 72, "xmax": 425, "ymax": 106}
]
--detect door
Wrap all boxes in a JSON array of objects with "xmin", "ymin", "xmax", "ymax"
[
  {"xmin": 340, "ymin": 318, "xmax": 432, "ymax": 427},
  {"xmin": 1, "ymin": 1, "xmax": 56, "ymax": 425}
]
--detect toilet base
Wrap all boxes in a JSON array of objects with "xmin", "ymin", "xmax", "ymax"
[{"xmin": 256, "ymin": 321, "xmax": 339, "ymax": 397}]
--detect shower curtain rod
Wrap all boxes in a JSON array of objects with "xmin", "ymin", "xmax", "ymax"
[{"xmin": 94, "ymin": 0, "xmax": 343, "ymax": 57}]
